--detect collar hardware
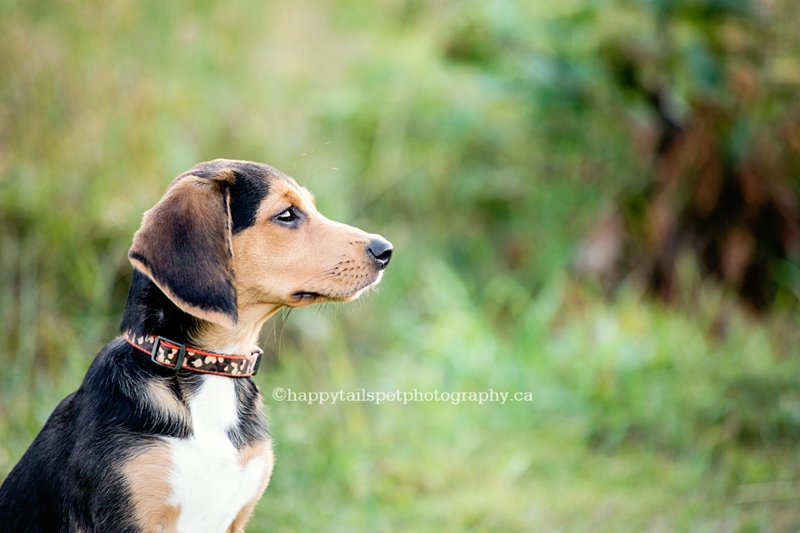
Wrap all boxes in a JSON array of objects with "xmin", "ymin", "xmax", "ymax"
[{"xmin": 149, "ymin": 336, "xmax": 186, "ymax": 374}]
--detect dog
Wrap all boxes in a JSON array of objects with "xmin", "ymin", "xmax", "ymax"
[{"xmin": 0, "ymin": 159, "xmax": 393, "ymax": 532}]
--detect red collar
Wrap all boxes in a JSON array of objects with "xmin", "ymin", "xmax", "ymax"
[{"xmin": 124, "ymin": 332, "xmax": 262, "ymax": 378}]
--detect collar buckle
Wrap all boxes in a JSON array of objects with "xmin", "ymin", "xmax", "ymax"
[{"xmin": 150, "ymin": 335, "xmax": 187, "ymax": 374}]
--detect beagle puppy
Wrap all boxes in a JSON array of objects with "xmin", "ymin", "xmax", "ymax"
[{"xmin": 0, "ymin": 159, "xmax": 392, "ymax": 532}]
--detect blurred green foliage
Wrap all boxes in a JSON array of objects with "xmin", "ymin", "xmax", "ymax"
[{"xmin": 1, "ymin": 0, "xmax": 799, "ymax": 530}]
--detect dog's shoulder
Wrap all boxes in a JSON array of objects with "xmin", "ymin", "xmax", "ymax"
[{"xmin": 0, "ymin": 337, "xmax": 194, "ymax": 531}]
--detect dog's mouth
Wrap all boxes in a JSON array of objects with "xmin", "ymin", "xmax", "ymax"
[
  {"xmin": 289, "ymin": 286, "xmax": 368, "ymax": 305},
  {"xmin": 291, "ymin": 291, "xmax": 325, "ymax": 300},
  {"xmin": 290, "ymin": 271, "xmax": 383, "ymax": 306},
  {"xmin": 290, "ymin": 290, "xmax": 352, "ymax": 303},
  {"xmin": 289, "ymin": 290, "xmax": 353, "ymax": 307}
]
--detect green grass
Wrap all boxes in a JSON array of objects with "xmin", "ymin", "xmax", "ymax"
[
  {"xmin": 243, "ymin": 271, "xmax": 800, "ymax": 532},
  {"xmin": 1, "ymin": 0, "xmax": 799, "ymax": 531},
  {"xmin": 5, "ymin": 263, "xmax": 799, "ymax": 530}
]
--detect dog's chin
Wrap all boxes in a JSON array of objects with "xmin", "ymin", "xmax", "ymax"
[{"xmin": 289, "ymin": 272, "xmax": 383, "ymax": 308}]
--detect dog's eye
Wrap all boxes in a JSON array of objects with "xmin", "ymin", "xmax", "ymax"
[{"xmin": 274, "ymin": 207, "xmax": 299, "ymax": 225}]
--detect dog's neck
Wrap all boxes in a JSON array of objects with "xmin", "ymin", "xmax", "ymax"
[
  {"xmin": 197, "ymin": 304, "xmax": 282, "ymax": 355},
  {"xmin": 120, "ymin": 270, "xmax": 281, "ymax": 355}
]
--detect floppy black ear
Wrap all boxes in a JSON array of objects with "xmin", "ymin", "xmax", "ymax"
[{"xmin": 128, "ymin": 173, "xmax": 238, "ymax": 328}]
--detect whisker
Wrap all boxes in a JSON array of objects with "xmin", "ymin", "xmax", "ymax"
[
  {"xmin": 237, "ymin": 287, "xmax": 266, "ymax": 307},
  {"xmin": 298, "ymin": 267, "xmax": 340, "ymax": 287}
]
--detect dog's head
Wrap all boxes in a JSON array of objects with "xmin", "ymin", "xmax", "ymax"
[{"xmin": 128, "ymin": 159, "xmax": 392, "ymax": 328}]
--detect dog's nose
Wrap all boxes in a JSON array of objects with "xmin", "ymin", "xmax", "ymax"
[{"xmin": 366, "ymin": 238, "xmax": 393, "ymax": 270}]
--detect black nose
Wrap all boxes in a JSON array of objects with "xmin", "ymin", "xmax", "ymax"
[{"xmin": 366, "ymin": 238, "xmax": 393, "ymax": 270}]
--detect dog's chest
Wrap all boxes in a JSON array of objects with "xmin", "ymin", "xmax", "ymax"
[{"xmin": 166, "ymin": 376, "xmax": 269, "ymax": 533}]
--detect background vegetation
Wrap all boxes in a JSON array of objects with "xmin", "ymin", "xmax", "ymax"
[{"xmin": 1, "ymin": 0, "xmax": 799, "ymax": 530}]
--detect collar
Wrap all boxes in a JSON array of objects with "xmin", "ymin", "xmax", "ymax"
[{"xmin": 123, "ymin": 332, "xmax": 262, "ymax": 378}]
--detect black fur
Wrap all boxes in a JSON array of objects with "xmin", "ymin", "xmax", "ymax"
[
  {"xmin": 120, "ymin": 269, "xmax": 204, "ymax": 347},
  {"xmin": 128, "ymin": 175, "xmax": 239, "ymax": 326},
  {"xmin": 185, "ymin": 160, "xmax": 271, "ymax": 234},
  {"xmin": 0, "ymin": 338, "xmax": 200, "ymax": 532},
  {"xmin": 0, "ymin": 160, "xmax": 276, "ymax": 532}
]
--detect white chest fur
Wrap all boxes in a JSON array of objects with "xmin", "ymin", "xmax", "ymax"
[{"xmin": 166, "ymin": 375, "xmax": 270, "ymax": 533}]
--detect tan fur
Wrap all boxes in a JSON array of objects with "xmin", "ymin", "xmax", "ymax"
[
  {"xmin": 226, "ymin": 499, "xmax": 259, "ymax": 533},
  {"xmin": 237, "ymin": 439, "xmax": 273, "ymax": 468},
  {"xmin": 123, "ymin": 445, "xmax": 180, "ymax": 533},
  {"xmin": 144, "ymin": 380, "xmax": 189, "ymax": 424},
  {"xmin": 226, "ymin": 441, "xmax": 275, "ymax": 533},
  {"xmin": 231, "ymin": 179, "xmax": 380, "ymax": 306}
]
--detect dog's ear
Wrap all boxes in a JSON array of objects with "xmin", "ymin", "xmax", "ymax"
[{"xmin": 128, "ymin": 173, "xmax": 238, "ymax": 328}]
